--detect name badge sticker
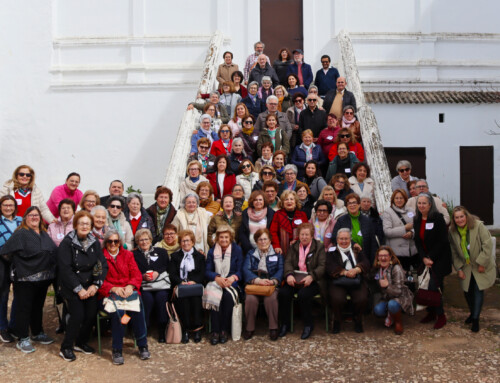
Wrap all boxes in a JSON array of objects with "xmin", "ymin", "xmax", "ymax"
[
  {"xmin": 357, "ymin": 231, "xmax": 363, "ymax": 236},
  {"xmin": 407, "ymin": 212, "xmax": 414, "ymax": 218},
  {"xmin": 328, "ymin": 246, "xmax": 337, "ymax": 252},
  {"xmin": 16, "ymin": 199, "xmax": 22, "ymax": 205},
  {"xmin": 269, "ymin": 256, "xmax": 278, "ymax": 262},
  {"xmin": 425, "ymin": 223, "xmax": 434, "ymax": 230},
  {"xmin": 56, "ymin": 233, "xmax": 64, "ymax": 240},
  {"xmin": 325, "ymin": 233, "xmax": 332, "ymax": 238},
  {"xmin": 327, "ymin": 136, "xmax": 333, "ymax": 140},
  {"xmin": 294, "ymin": 219, "xmax": 303, "ymax": 225}
]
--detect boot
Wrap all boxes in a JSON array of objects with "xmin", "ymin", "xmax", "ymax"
[
  {"xmin": 420, "ymin": 310, "xmax": 436, "ymax": 323},
  {"xmin": 434, "ymin": 314, "xmax": 447, "ymax": 330},
  {"xmin": 392, "ymin": 310, "xmax": 403, "ymax": 335},
  {"xmin": 158, "ymin": 323, "xmax": 167, "ymax": 343},
  {"xmin": 471, "ymin": 318, "xmax": 480, "ymax": 332}
]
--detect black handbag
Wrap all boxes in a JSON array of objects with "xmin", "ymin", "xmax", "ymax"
[
  {"xmin": 332, "ymin": 275, "xmax": 361, "ymax": 288},
  {"xmin": 175, "ymin": 283, "xmax": 204, "ymax": 298}
]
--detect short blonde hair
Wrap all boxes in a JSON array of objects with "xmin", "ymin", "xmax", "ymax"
[
  {"xmin": 280, "ymin": 190, "xmax": 301, "ymax": 210},
  {"xmin": 215, "ymin": 224, "xmax": 235, "ymax": 243}
]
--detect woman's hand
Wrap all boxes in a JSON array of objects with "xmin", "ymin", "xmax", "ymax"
[
  {"xmin": 478, "ymin": 265, "xmax": 485, "ymax": 273},
  {"xmin": 275, "ymin": 247, "xmax": 283, "ymax": 254},
  {"xmin": 378, "ymin": 274, "xmax": 389, "ymax": 288},
  {"xmin": 78, "ymin": 289, "xmax": 88, "ymax": 300},
  {"xmin": 353, "ymin": 243, "xmax": 362, "ymax": 252},
  {"xmin": 124, "ymin": 285, "xmax": 134, "ymax": 298},
  {"xmin": 87, "ymin": 285, "xmax": 98, "ymax": 297},
  {"xmin": 152, "ymin": 271, "xmax": 159, "ymax": 281},
  {"xmin": 457, "ymin": 270, "xmax": 466, "ymax": 280},
  {"xmin": 286, "ymin": 275, "xmax": 296, "ymax": 287},
  {"xmin": 302, "ymin": 275, "xmax": 314, "ymax": 287},
  {"xmin": 345, "ymin": 269, "xmax": 358, "ymax": 278},
  {"xmin": 215, "ymin": 276, "xmax": 226, "ymax": 288},
  {"xmin": 402, "ymin": 231, "xmax": 413, "ymax": 239},
  {"xmin": 404, "ymin": 222, "xmax": 413, "ymax": 231},
  {"xmin": 423, "ymin": 257, "xmax": 433, "ymax": 267}
]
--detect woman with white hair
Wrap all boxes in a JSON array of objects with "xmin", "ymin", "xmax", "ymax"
[
  {"xmin": 307, "ymin": 85, "xmax": 324, "ymax": 108},
  {"xmin": 390, "ymin": 160, "xmax": 418, "ymax": 196},
  {"xmin": 228, "ymin": 137, "xmax": 251, "ymax": 174},
  {"xmin": 179, "ymin": 161, "xmax": 209, "ymax": 201},
  {"xmin": 171, "ymin": 193, "xmax": 210, "ymax": 255},
  {"xmin": 124, "ymin": 192, "xmax": 155, "ymax": 240},
  {"xmin": 190, "ymin": 114, "xmax": 219, "ymax": 155}
]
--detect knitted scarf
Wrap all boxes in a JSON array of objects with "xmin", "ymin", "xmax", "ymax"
[
  {"xmin": 457, "ymin": 226, "xmax": 470, "ymax": 264},
  {"xmin": 349, "ymin": 212, "xmax": 363, "ymax": 247},
  {"xmin": 342, "ymin": 115, "xmax": 356, "ymax": 127},
  {"xmin": 242, "ymin": 125, "xmax": 254, "ymax": 135},
  {"xmin": 156, "ymin": 204, "xmax": 170, "ymax": 236},
  {"xmin": 155, "ymin": 239, "xmax": 180, "ymax": 255}
]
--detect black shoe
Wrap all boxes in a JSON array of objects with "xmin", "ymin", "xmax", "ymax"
[
  {"xmin": 59, "ymin": 348, "xmax": 76, "ymax": 362},
  {"xmin": 464, "ymin": 315, "xmax": 473, "ymax": 324},
  {"xmin": 210, "ymin": 332, "xmax": 219, "ymax": 345},
  {"xmin": 74, "ymin": 343, "xmax": 95, "ymax": 355},
  {"xmin": 193, "ymin": 330, "xmax": 202, "ymax": 343},
  {"xmin": 471, "ymin": 319, "xmax": 480, "ymax": 333},
  {"xmin": 354, "ymin": 321, "xmax": 364, "ymax": 333},
  {"xmin": 55, "ymin": 326, "xmax": 65, "ymax": 334},
  {"xmin": 278, "ymin": 325, "xmax": 288, "ymax": 338},
  {"xmin": 219, "ymin": 331, "xmax": 228, "ymax": 344},
  {"xmin": 0, "ymin": 329, "xmax": 14, "ymax": 343},
  {"xmin": 243, "ymin": 330, "xmax": 254, "ymax": 340},
  {"xmin": 300, "ymin": 326, "xmax": 313, "ymax": 340},
  {"xmin": 269, "ymin": 329, "xmax": 278, "ymax": 341},
  {"xmin": 181, "ymin": 331, "xmax": 189, "ymax": 344},
  {"xmin": 158, "ymin": 324, "xmax": 166, "ymax": 343},
  {"xmin": 139, "ymin": 346, "xmax": 151, "ymax": 360},
  {"xmin": 332, "ymin": 321, "xmax": 341, "ymax": 334}
]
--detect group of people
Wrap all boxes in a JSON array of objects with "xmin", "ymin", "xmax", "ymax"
[{"xmin": 0, "ymin": 41, "xmax": 496, "ymax": 365}]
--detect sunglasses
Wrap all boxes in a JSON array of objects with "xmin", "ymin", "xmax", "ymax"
[
  {"xmin": 107, "ymin": 239, "xmax": 120, "ymax": 245},
  {"xmin": 339, "ymin": 134, "xmax": 351, "ymax": 138},
  {"xmin": 317, "ymin": 209, "xmax": 329, "ymax": 213},
  {"xmin": 321, "ymin": 61, "xmax": 329, "ymax": 64},
  {"xmin": 398, "ymin": 168, "xmax": 411, "ymax": 173},
  {"xmin": 242, "ymin": 164, "xmax": 252, "ymax": 169},
  {"xmin": 220, "ymin": 130, "xmax": 230, "ymax": 133},
  {"xmin": 294, "ymin": 99, "xmax": 304, "ymax": 103},
  {"xmin": 262, "ymin": 171, "xmax": 273, "ymax": 176},
  {"xmin": 109, "ymin": 204, "xmax": 122, "ymax": 209},
  {"xmin": 307, "ymin": 99, "xmax": 317, "ymax": 102},
  {"xmin": 199, "ymin": 145, "xmax": 210, "ymax": 150},
  {"xmin": 344, "ymin": 111, "xmax": 354, "ymax": 115},
  {"xmin": 244, "ymin": 121, "xmax": 253, "ymax": 125},
  {"xmin": 18, "ymin": 172, "xmax": 32, "ymax": 178}
]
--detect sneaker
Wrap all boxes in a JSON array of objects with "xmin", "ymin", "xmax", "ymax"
[
  {"xmin": 59, "ymin": 348, "xmax": 76, "ymax": 362},
  {"xmin": 31, "ymin": 332, "xmax": 55, "ymax": 345},
  {"xmin": 74, "ymin": 343, "xmax": 95, "ymax": 355},
  {"xmin": 384, "ymin": 313, "xmax": 393, "ymax": 328},
  {"xmin": 16, "ymin": 338, "xmax": 35, "ymax": 354},
  {"xmin": 138, "ymin": 346, "xmax": 150, "ymax": 360},
  {"xmin": 112, "ymin": 349, "xmax": 124, "ymax": 365},
  {"xmin": 7, "ymin": 327, "xmax": 19, "ymax": 340},
  {"xmin": 0, "ymin": 329, "xmax": 14, "ymax": 343}
]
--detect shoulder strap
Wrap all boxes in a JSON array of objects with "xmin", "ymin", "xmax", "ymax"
[
  {"xmin": 391, "ymin": 207, "xmax": 407, "ymax": 225},
  {"xmin": 226, "ymin": 286, "xmax": 239, "ymax": 305}
]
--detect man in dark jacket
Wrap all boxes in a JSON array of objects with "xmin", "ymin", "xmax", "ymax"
[
  {"xmin": 241, "ymin": 81, "xmax": 266, "ymax": 119},
  {"xmin": 314, "ymin": 55, "xmax": 340, "ymax": 96},
  {"xmin": 286, "ymin": 49, "xmax": 313, "ymax": 90},
  {"xmin": 248, "ymin": 54, "xmax": 279, "ymax": 88},
  {"xmin": 323, "ymin": 77, "xmax": 357, "ymax": 119},
  {"xmin": 298, "ymin": 94, "xmax": 327, "ymax": 139}
]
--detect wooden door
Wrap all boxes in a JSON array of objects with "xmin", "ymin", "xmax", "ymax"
[
  {"xmin": 460, "ymin": 146, "xmax": 494, "ymax": 224},
  {"xmin": 260, "ymin": 0, "xmax": 303, "ymax": 60},
  {"xmin": 384, "ymin": 147, "xmax": 427, "ymax": 180}
]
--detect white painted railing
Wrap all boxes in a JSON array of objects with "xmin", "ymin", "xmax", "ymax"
[
  {"xmin": 337, "ymin": 30, "xmax": 392, "ymax": 213},
  {"xmin": 163, "ymin": 31, "xmax": 224, "ymax": 208}
]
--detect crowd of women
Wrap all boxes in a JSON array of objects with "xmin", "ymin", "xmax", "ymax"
[{"xmin": 0, "ymin": 45, "xmax": 496, "ymax": 366}]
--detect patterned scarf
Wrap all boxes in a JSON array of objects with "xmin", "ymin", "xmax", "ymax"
[
  {"xmin": 300, "ymin": 143, "xmax": 314, "ymax": 161},
  {"xmin": 156, "ymin": 205, "xmax": 170, "ymax": 236}
]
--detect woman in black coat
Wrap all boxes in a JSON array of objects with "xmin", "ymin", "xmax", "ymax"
[
  {"xmin": 414, "ymin": 192, "xmax": 452, "ymax": 329},
  {"xmin": 57, "ymin": 211, "xmax": 108, "ymax": 361},
  {"xmin": 239, "ymin": 191, "xmax": 274, "ymax": 255},
  {"xmin": 133, "ymin": 229, "xmax": 170, "ymax": 343},
  {"xmin": 168, "ymin": 230, "xmax": 206, "ymax": 344}
]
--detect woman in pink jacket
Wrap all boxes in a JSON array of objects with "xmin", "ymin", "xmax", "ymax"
[{"xmin": 47, "ymin": 173, "xmax": 83, "ymax": 218}]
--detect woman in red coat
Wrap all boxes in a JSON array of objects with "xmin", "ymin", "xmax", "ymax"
[
  {"xmin": 99, "ymin": 229, "xmax": 150, "ymax": 365},
  {"xmin": 328, "ymin": 127, "xmax": 364, "ymax": 162},
  {"xmin": 206, "ymin": 155, "xmax": 236, "ymax": 202},
  {"xmin": 269, "ymin": 190, "xmax": 308, "ymax": 255},
  {"xmin": 210, "ymin": 125, "xmax": 233, "ymax": 157}
]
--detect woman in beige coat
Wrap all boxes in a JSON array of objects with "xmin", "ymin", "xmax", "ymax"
[{"xmin": 449, "ymin": 206, "xmax": 495, "ymax": 332}]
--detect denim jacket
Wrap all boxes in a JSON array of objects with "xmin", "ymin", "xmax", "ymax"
[{"xmin": 243, "ymin": 247, "xmax": 283, "ymax": 284}]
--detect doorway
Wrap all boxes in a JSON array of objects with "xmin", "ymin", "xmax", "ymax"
[{"xmin": 384, "ymin": 147, "xmax": 427, "ymax": 180}]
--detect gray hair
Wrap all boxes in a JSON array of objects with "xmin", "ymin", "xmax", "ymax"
[
  {"xmin": 261, "ymin": 76, "xmax": 272, "ymax": 83},
  {"xmin": 248, "ymin": 81, "xmax": 259, "ymax": 89},
  {"xmin": 104, "ymin": 228, "xmax": 124, "ymax": 246},
  {"xmin": 200, "ymin": 114, "xmax": 212, "ymax": 125},
  {"xmin": 396, "ymin": 160, "xmax": 412, "ymax": 172},
  {"xmin": 308, "ymin": 85, "xmax": 319, "ymax": 93},
  {"xmin": 90, "ymin": 205, "xmax": 107, "ymax": 215},
  {"xmin": 231, "ymin": 137, "xmax": 247, "ymax": 156},
  {"xmin": 416, "ymin": 179, "xmax": 428, "ymax": 188},
  {"xmin": 283, "ymin": 164, "xmax": 298, "ymax": 175},
  {"xmin": 126, "ymin": 192, "xmax": 143, "ymax": 207},
  {"xmin": 182, "ymin": 193, "xmax": 200, "ymax": 208},
  {"xmin": 134, "ymin": 228, "xmax": 153, "ymax": 243},
  {"xmin": 343, "ymin": 105, "xmax": 355, "ymax": 113},
  {"xmin": 266, "ymin": 95, "xmax": 279, "ymax": 104},
  {"xmin": 415, "ymin": 192, "xmax": 440, "ymax": 220},
  {"xmin": 254, "ymin": 41, "xmax": 265, "ymax": 50},
  {"xmin": 337, "ymin": 228, "xmax": 352, "ymax": 239},
  {"xmin": 210, "ymin": 91, "xmax": 220, "ymax": 98}
]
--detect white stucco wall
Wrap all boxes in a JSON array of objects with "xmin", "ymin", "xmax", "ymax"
[{"xmin": 373, "ymin": 103, "xmax": 500, "ymax": 224}]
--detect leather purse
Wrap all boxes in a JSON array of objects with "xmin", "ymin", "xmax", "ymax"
[
  {"xmin": 332, "ymin": 275, "xmax": 361, "ymax": 288},
  {"xmin": 415, "ymin": 288, "xmax": 441, "ymax": 307},
  {"xmin": 175, "ymin": 283, "xmax": 204, "ymax": 298},
  {"xmin": 244, "ymin": 284, "xmax": 276, "ymax": 297},
  {"xmin": 166, "ymin": 302, "xmax": 181, "ymax": 344}
]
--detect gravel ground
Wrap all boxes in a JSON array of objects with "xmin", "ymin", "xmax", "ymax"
[{"xmin": 0, "ymin": 300, "xmax": 499, "ymax": 383}]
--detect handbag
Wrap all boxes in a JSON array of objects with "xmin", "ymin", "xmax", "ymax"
[
  {"xmin": 141, "ymin": 271, "xmax": 171, "ymax": 292},
  {"xmin": 175, "ymin": 283, "xmax": 204, "ymax": 298},
  {"xmin": 103, "ymin": 291, "xmax": 141, "ymax": 313},
  {"xmin": 227, "ymin": 287, "xmax": 242, "ymax": 341},
  {"xmin": 332, "ymin": 275, "xmax": 361, "ymax": 288},
  {"xmin": 244, "ymin": 284, "xmax": 276, "ymax": 297},
  {"xmin": 415, "ymin": 267, "xmax": 441, "ymax": 307},
  {"xmin": 166, "ymin": 302, "xmax": 182, "ymax": 344}
]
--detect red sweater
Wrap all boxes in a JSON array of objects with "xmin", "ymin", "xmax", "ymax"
[
  {"xmin": 328, "ymin": 142, "xmax": 365, "ymax": 162},
  {"xmin": 206, "ymin": 172, "xmax": 237, "ymax": 200},
  {"xmin": 14, "ymin": 190, "xmax": 32, "ymax": 218},
  {"xmin": 99, "ymin": 247, "xmax": 142, "ymax": 299},
  {"xmin": 269, "ymin": 209, "xmax": 308, "ymax": 250},
  {"xmin": 210, "ymin": 139, "xmax": 233, "ymax": 157}
]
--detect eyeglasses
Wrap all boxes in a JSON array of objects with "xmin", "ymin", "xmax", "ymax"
[
  {"xmin": 78, "ymin": 222, "xmax": 91, "ymax": 227},
  {"xmin": 164, "ymin": 232, "xmax": 176, "ymax": 237},
  {"xmin": 307, "ymin": 99, "xmax": 317, "ymax": 102},
  {"xmin": 244, "ymin": 121, "xmax": 253, "ymax": 125},
  {"xmin": 267, "ymin": 103, "xmax": 278, "ymax": 106},
  {"xmin": 398, "ymin": 168, "xmax": 410, "ymax": 173},
  {"xmin": 107, "ymin": 239, "xmax": 120, "ymax": 245},
  {"xmin": 317, "ymin": 209, "xmax": 329, "ymax": 213},
  {"xmin": 233, "ymin": 189, "xmax": 243, "ymax": 193},
  {"xmin": 262, "ymin": 171, "xmax": 273, "ymax": 176},
  {"xmin": 18, "ymin": 172, "xmax": 32, "ymax": 178},
  {"xmin": 27, "ymin": 214, "xmax": 40, "ymax": 218},
  {"xmin": 335, "ymin": 181, "xmax": 345, "ymax": 185},
  {"xmin": 109, "ymin": 204, "xmax": 122, "ymax": 209},
  {"xmin": 321, "ymin": 61, "xmax": 330, "ymax": 64},
  {"xmin": 242, "ymin": 164, "xmax": 251, "ymax": 169},
  {"xmin": 138, "ymin": 238, "xmax": 150, "ymax": 242},
  {"xmin": 347, "ymin": 201, "xmax": 359, "ymax": 206},
  {"xmin": 220, "ymin": 130, "xmax": 230, "ymax": 133},
  {"xmin": 85, "ymin": 200, "xmax": 96, "ymax": 205},
  {"xmin": 199, "ymin": 145, "xmax": 210, "ymax": 150},
  {"xmin": 1, "ymin": 204, "xmax": 15, "ymax": 208},
  {"xmin": 339, "ymin": 134, "xmax": 351, "ymax": 138},
  {"xmin": 257, "ymin": 237, "xmax": 269, "ymax": 242},
  {"xmin": 416, "ymin": 185, "xmax": 427, "ymax": 189},
  {"xmin": 181, "ymin": 239, "xmax": 192, "ymax": 243},
  {"xmin": 188, "ymin": 168, "xmax": 199, "ymax": 172},
  {"xmin": 344, "ymin": 112, "xmax": 354, "ymax": 115}
]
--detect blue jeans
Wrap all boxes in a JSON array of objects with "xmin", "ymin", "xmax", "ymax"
[
  {"xmin": 374, "ymin": 300, "xmax": 401, "ymax": 317},
  {"xmin": 464, "ymin": 274, "xmax": 484, "ymax": 320}
]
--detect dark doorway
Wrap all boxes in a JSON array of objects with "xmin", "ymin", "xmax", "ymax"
[
  {"xmin": 384, "ymin": 147, "xmax": 427, "ymax": 180},
  {"xmin": 460, "ymin": 146, "xmax": 494, "ymax": 224},
  {"xmin": 260, "ymin": 0, "xmax": 303, "ymax": 61}
]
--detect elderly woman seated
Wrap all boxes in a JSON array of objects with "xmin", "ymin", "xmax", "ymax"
[
  {"xmin": 190, "ymin": 114, "xmax": 219, "ymax": 155},
  {"xmin": 195, "ymin": 181, "xmax": 221, "ymax": 217},
  {"xmin": 326, "ymin": 228, "xmax": 370, "ymax": 334},
  {"xmin": 154, "ymin": 224, "xmax": 180, "ymax": 256},
  {"xmin": 180, "ymin": 161, "xmax": 209, "ymax": 201},
  {"xmin": 187, "ymin": 137, "xmax": 216, "ymax": 175},
  {"xmin": 207, "ymin": 195, "xmax": 242, "ymax": 248},
  {"xmin": 172, "ymin": 193, "xmax": 210, "ymax": 255},
  {"xmin": 242, "ymin": 228, "xmax": 283, "ymax": 341},
  {"xmin": 47, "ymin": 199, "xmax": 76, "ymax": 246},
  {"xmin": 133, "ymin": 229, "xmax": 170, "ymax": 343},
  {"xmin": 204, "ymin": 225, "xmax": 243, "ymax": 345},
  {"xmin": 106, "ymin": 196, "xmax": 133, "ymax": 250},
  {"xmin": 146, "ymin": 186, "xmax": 177, "ymax": 244},
  {"xmin": 278, "ymin": 222, "xmax": 326, "ymax": 340},
  {"xmin": 125, "ymin": 193, "xmax": 155, "ymax": 240},
  {"xmin": 99, "ymin": 229, "xmax": 150, "ymax": 365},
  {"xmin": 277, "ymin": 164, "xmax": 308, "ymax": 195}
]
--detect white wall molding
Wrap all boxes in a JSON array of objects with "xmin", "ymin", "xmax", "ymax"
[{"xmin": 52, "ymin": 35, "xmax": 232, "ymax": 47}]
